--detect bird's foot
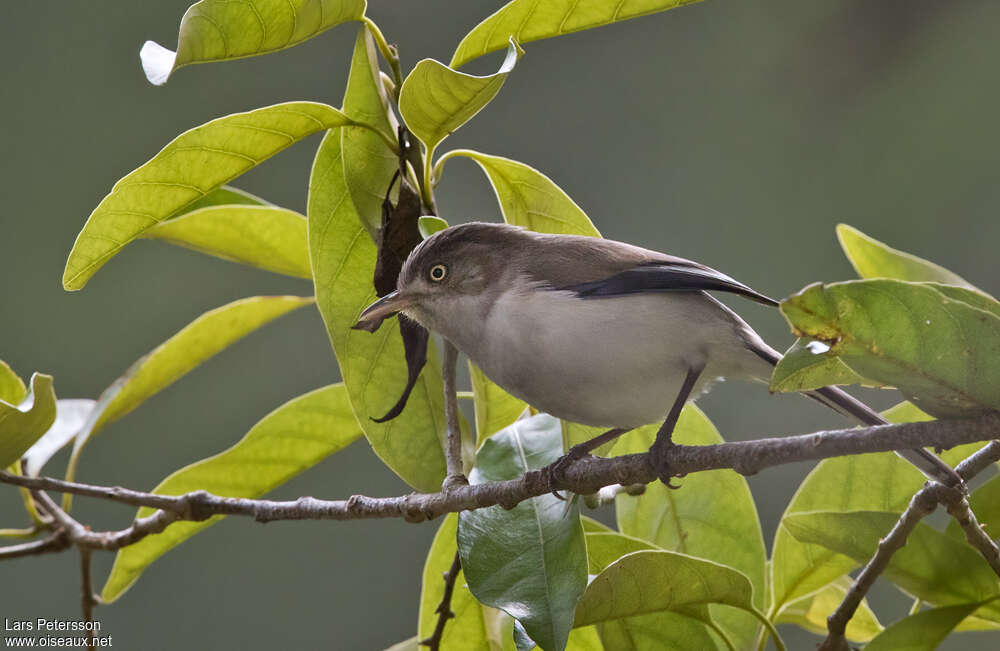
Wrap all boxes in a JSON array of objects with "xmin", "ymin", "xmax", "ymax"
[
  {"xmin": 648, "ymin": 439, "xmax": 682, "ymax": 489},
  {"xmin": 540, "ymin": 444, "xmax": 593, "ymax": 500}
]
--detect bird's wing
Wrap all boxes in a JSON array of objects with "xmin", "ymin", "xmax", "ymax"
[{"xmin": 554, "ymin": 261, "xmax": 779, "ymax": 307}]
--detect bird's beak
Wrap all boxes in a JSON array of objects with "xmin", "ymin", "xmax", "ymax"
[{"xmin": 352, "ymin": 290, "xmax": 413, "ymax": 333}]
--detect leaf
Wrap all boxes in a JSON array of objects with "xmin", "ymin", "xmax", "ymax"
[
  {"xmin": 0, "ymin": 374, "xmax": 57, "ymax": 469},
  {"xmin": 418, "ymin": 215, "xmax": 449, "ymax": 239},
  {"xmin": 168, "ymin": 185, "xmax": 270, "ymax": 216},
  {"xmin": 143, "ymin": 205, "xmax": 311, "ymax": 278},
  {"xmin": 780, "ymin": 280, "xmax": 1000, "ymax": 418},
  {"xmin": 865, "ymin": 601, "xmax": 991, "ymax": 651},
  {"xmin": 836, "ymin": 224, "xmax": 977, "ymax": 289},
  {"xmin": 776, "ymin": 576, "xmax": 882, "ymax": 642},
  {"xmin": 784, "ymin": 511, "xmax": 1000, "ymax": 620},
  {"xmin": 573, "ymin": 551, "xmax": 758, "ymax": 627},
  {"xmin": 63, "ymin": 102, "xmax": 355, "ymax": 290},
  {"xmin": 101, "ymin": 383, "xmax": 361, "ymax": 602},
  {"xmin": 584, "ymin": 531, "xmax": 656, "ymax": 574},
  {"xmin": 383, "ymin": 637, "xmax": 419, "ymax": 651},
  {"xmin": 23, "ymin": 399, "xmax": 96, "ymax": 477},
  {"xmin": 418, "ymin": 514, "xmax": 493, "ymax": 650},
  {"xmin": 458, "ymin": 414, "xmax": 588, "ymax": 651},
  {"xmin": 450, "ymin": 0, "xmax": 702, "ymax": 68},
  {"xmin": 442, "ymin": 151, "xmax": 600, "ymax": 236},
  {"xmin": 612, "ymin": 405, "xmax": 766, "ymax": 650},
  {"xmin": 0, "ymin": 361, "xmax": 26, "ymax": 405},
  {"xmin": 90, "ymin": 295, "xmax": 313, "ymax": 436},
  {"xmin": 140, "ymin": 0, "xmax": 366, "ymax": 85},
  {"xmin": 308, "ymin": 129, "xmax": 449, "ymax": 492},
  {"xmin": 400, "ymin": 39, "xmax": 522, "ymax": 152},
  {"xmin": 768, "ymin": 401, "xmax": 977, "ymax": 617},
  {"xmin": 469, "ymin": 362, "xmax": 527, "ymax": 444},
  {"xmin": 595, "ymin": 612, "xmax": 722, "ymax": 651},
  {"xmin": 342, "ymin": 25, "xmax": 400, "ymax": 238},
  {"xmin": 769, "ymin": 337, "xmax": 872, "ymax": 393}
]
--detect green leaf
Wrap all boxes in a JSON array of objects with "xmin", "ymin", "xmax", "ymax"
[
  {"xmin": 595, "ymin": 612, "xmax": 722, "ymax": 651},
  {"xmin": 769, "ymin": 337, "xmax": 872, "ymax": 393},
  {"xmin": 63, "ymin": 102, "xmax": 355, "ymax": 290},
  {"xmin": 450, "ymin": 0, "xmax": 702, "ymax": 68},
  {"xmin": 418, "ymin": 514, "xmax": 495, "ymax": 650},
  {"xmin": 584, "ymin": 531, "xmax": 656, "ymax": 574},
  {"xmin": 90, "ymin": 295, "xmax": 313, "ymax": 436},
  {"xmin": 143, "ymin": 205, "xmax": 311, "ymax": 278},
  {"xmin": 776, "ymin": 577, "xmax": 882, "ymax": 642},
  {"xmin": 865, "ymin": 601, "xmax": 991, "ymax": 651},
  {"xmin": 836, "ymin": 224, "xmax": 977, "ymax": 289},
  {"xmin": 580, "ymin": 515, "xmax": 614, "ymax": 534},
  {"xmin": 612, "ymin": 405, "xmax": 766, "ymax": 650},
  {"xmin": 341, "ymin": 25, "xmax": 400, "ymax": 238},
  {"xmin": 780, "ymin": 280, "xmax": 1000, "ymax": 418},
  {"xmin": 573, "ymin": 551, "xmax": 758, "ymax": 627},
  {"xmin": 458, "ymin": 414, "xmax": 588, "ymax": 651},
  {"xmin": 768, "ymin": 401, "xmax": 977, "ymax": 617},
  {"xmin": 0, "ymin": 374, "xmax": 57, "ymax": 469},
  {"xmin": 0, "ymin": 361, "xmax": 26, "ymax": 405},
  {"xmin": 469, "ymin": 362, "xmax": 527, "ymax": 444},
  {"xmin": 418, "ymin": 215, "xmax": 450, "ymax": 239},
  {"xmin": 308, "ymin": 129, "xmax": 448, "ymax": 492},
  {"xmin": 383, "ymin": 637, "xmax": 419, "ymax": 651},
  {"xmin": 23, "ymin": 399, "xmax": 96, "ymax": 477},
  {"xmin": 783, "ymin": 511, "xmax": 1000, "ymax": 621},
  {"xmin": 441, "ymin": 151, "xmax": 600, "ymax": 237},
  {"xmin": 101, "ymin": 384, "xmax": 360, "ymax": 602},
  {"xmin": 168, "ymin": 185, "xmax": 270, "ymax": 216},
  {"xmin": 140, "ymin": 0, "xmax": 366, "ymax": 85},
  {"xmin": 400, "ymin": 40, "xmax": 522, "ymax": 152}
]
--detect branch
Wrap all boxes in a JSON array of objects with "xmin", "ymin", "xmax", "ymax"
[
  {"xmin": 820, "ymin": 437, "xmax": 1000, "ymax": 650},
  {"xmin": 80, "ymin": 548, "xmax": 98, "ymax": 648},
  {"xmin": 420, "ymin": 551, "xmax": 462, "ymax": 650},
  {"xmin": 0, "ymin": 531, "xmax": 69, "ymax": 559},
  {"xmin": 0, "ymin": 414, "xmax": 996, "ymax": 530},
  {"xmin": 441, "ymin": 339, "xmax": 468, "ymax": 489}
]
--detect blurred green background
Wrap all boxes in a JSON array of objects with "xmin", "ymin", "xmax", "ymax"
[{"xmin": 2, "ymin": 1, "xmax": 997, "ymax": 649}]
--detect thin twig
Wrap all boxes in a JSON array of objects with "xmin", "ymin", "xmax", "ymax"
[
  {"xmin": 420, "ymin": 551, "xmax": 462, "ymax": 650},
  {"xmin": 0, "ymin": 415, "xmax": 996, "ymax": 531},
  {"xmin": 820, "ymin": 439, "xmax": 1000, "ymax": 649},
  {"xmin": 80, "ymin": 547, "xmax": 97, "ymax": 647},
  {"xmin": 0, "ymin": 531, "xmax": 69, "ymax": 559},
  {"xmin": 441, "ymin": 340, "xmax": 468, "ymax": 489}
]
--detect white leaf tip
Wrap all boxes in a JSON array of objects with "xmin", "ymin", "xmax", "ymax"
[{"xmin": 140, "ymin": 40, "xmax": 177, "ymax": 86}]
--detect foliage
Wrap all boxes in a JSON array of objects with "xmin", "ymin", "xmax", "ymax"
[{"xmin": 3, "ymin": 2, "xmax": 998, "ymax": 650}]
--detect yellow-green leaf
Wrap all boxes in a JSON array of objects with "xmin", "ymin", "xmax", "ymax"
[
  {"xmin": 441, "ymin": 151, "xmax": 600, "ymax": 236},
  {"xmin": 469, "ymin": 362, "xmax": 527, "ymax": 445},
  {"xmin": 780, "ymin": 280, "xmax": 1000, "ymax": 418},
  {"xmin": 101, "ymin": 384, "xmax": 360, "ymax": 601},
  {"xmin": 0, "ymin": 361, "xmax": 26, "ymax": 405},
  {"xmin": 451, "ymin": 0, "xmax": 702, "ymax": 68},
  {"xmin": 143, "ymin": 205, "xmax": 311, "ymax": 278},
  {"xmin": 63, "ymin": 102, "xmax": 354, "ymax": 290},
  {"xmin": 0, "ymin": 374, "xmax": 57, "ymax": 468},
  {"xmin": 342, "ymin": 25, "xmax": 399, "ymax": 237},
  {"xmin": 866, "ymin": 601, "xmax": 994, "ymax": 651},
  {"xmin": 140, "ymin": 0, "xmax": 366, "ymax": 85},
  {"xmin": 400, "ymin": 39, "xmax": 522, "ymax": 152},
  {"xmin": 836, "ymin": 224, "xmax": 977, "ymax": 289},
  {"xmin": 776, "ymin": 577, "xmax": 882, "ymax": 642},
  {"xmin": 769, "ymin": 337, "xmax": 875, "ymax": 394},
  {"xmin": 308, "ymin": 129, "xmax": 448, "ymax": 492}
]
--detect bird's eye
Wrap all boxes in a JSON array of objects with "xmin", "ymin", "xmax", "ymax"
[{"xmin": 428, "ymin": 263, "xmax": 448, "ymax": 282}]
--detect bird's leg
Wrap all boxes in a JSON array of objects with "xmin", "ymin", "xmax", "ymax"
[
  {"xmin": 649, "ymin": 365, "xmax": 703, "ymax": 488},
  {"xmin": 541, "ymin": 428, "xmax": 632, "ymax": 498}
]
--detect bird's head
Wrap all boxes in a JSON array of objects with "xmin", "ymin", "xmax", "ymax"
[{"xmin": 353, "ymin": 222, "xmax": 523, "ymax": 333}]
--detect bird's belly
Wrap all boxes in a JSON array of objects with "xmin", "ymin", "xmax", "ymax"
[{"xmin": 472, "ymin": 291, "xmax": 728, "ymax": 428}]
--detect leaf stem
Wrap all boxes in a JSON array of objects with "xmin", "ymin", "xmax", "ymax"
[
  {"xmin": 703, "ymin": 617, "xmax": 737, "ymax": 651},
  {"xmin": 362, "ymin": 17, "xmax": 403, "ymax": 101},
  {"xmin": 749, "ymin": 607, "xmax": 786, "ymax": 651}
]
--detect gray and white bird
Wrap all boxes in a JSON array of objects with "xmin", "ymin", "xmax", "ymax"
[{"xmin": 355, "ymin": 221, "xmax": 959, "ymax": 486}]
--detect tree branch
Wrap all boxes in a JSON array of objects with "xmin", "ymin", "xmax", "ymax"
[
  {"xmin": 820, "ymin": 437, "xmax": 1000, "ymax": 649},
  {"xmin": 80, "ymin": 547, "xmax": 98, "ymax": 648},
  {"xmin": 0, "ymin": 531, "xmax": 69, "ymax": 559},
  {"xmin": 420, "ymin": 551, "xmax": 462, "ymax": 650},
  {"xmin": 0, "ymin": 414, "xmax": 996, "ymax": 534}
]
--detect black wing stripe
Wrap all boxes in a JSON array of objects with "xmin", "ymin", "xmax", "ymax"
[{"xmin": 556, "ymin": 264, "xmax": 779, "ymax": 307}]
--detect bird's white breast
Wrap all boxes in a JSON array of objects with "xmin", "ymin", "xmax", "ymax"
[{"xmin": 455, "ymin": 287, "xmax": 770, "ymax": 428}]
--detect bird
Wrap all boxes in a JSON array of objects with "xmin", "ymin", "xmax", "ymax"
[{"xmin": 354, "ymin": 221, "xmax": 960, "ymax": 487}]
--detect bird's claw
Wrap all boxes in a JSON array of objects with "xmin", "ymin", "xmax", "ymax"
[
  {"xmin": 540, "ymin": 447, "xmax": 591, "ymax": 500},
  {"xmin": 649, "ymin": 440, "xmax": 682, "ymax": 489}
]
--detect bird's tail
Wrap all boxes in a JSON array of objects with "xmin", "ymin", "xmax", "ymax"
[{"xmin": 752, "ymin": 344, "xmax": 962, "ymax": 486}]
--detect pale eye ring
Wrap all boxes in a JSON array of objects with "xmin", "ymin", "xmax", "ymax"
[{"xmin": 428, "ymin": 263, "xmax": 448, "ymax": 282}]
